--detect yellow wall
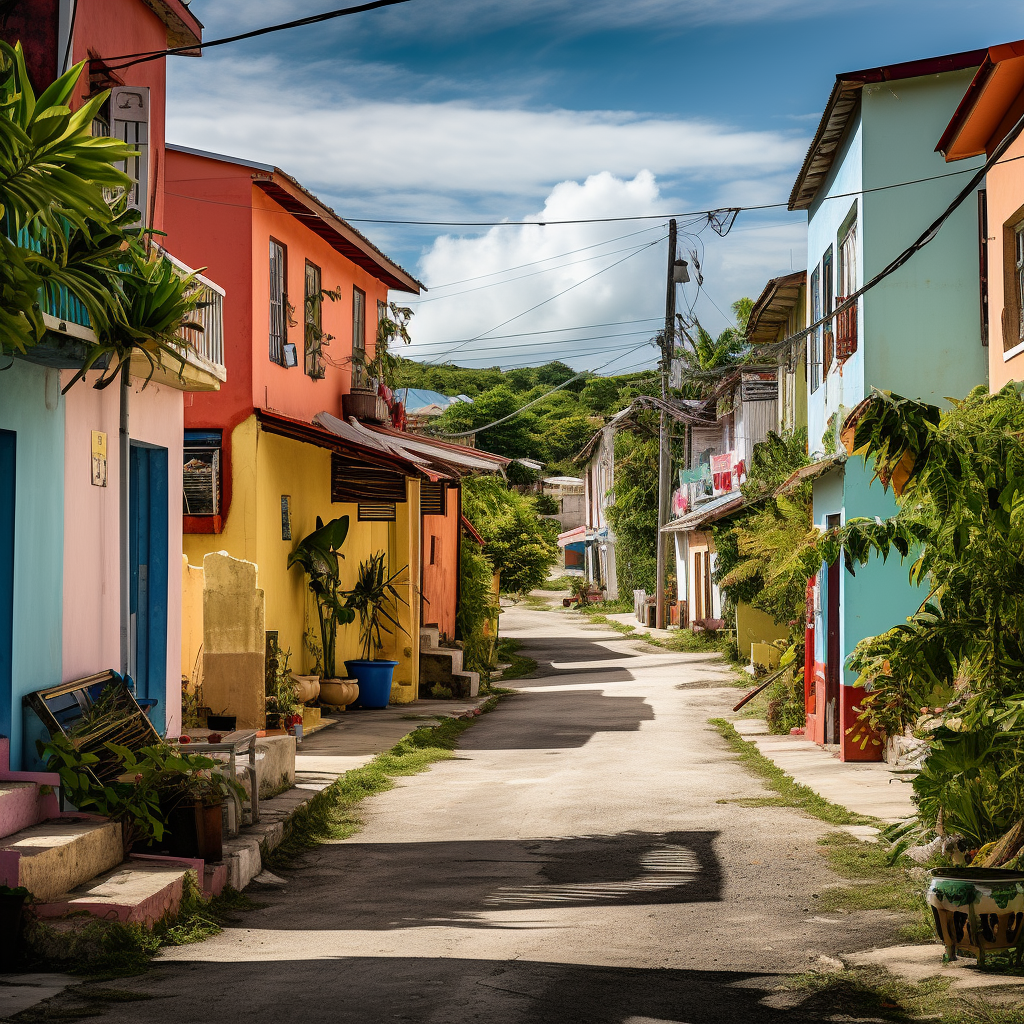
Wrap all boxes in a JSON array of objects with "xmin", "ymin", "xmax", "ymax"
[
  {"xmin": 183, "ymin": 413, "xmax": 421, "ymax": 704},
  {"xmin": 736, "ymin": 601, "xmax": 788, "ymax": 660},
  {"xmin": 181, "ymin": 556, "xmax": 205, "ymax": 690}
]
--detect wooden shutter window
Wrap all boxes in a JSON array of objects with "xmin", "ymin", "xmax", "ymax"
[
  {"xmin": 110, "ymin": 86, "xmax": 149, "ymax": 221},
  {"xmin": 421, "ymin": 481, "xmax": 447, "ymax": 516},
  {"xmin": 331, "ymin": 453, "xmax": 407, "ymax": 503},
  {"xmin": 352, "ymin": 286, "xmax": 366, "ymax": 386},
  {"xmin": 269, "ymin": 240, "xmax": 287, "ymax": 365},
  {"xmin": 836, "ymin": 220, "xmax": 858, "ymax": 362},
  {"xmin": 305, "ymin": 260, "xmax": 324, "ymax": 379},
  {"xmin": 358, "ymin": 502, "xmax": 396, "ymax": 522}
]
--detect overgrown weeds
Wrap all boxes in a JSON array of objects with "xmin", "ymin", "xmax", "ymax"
[
  {"xmin": 709, "ymin": 719, "xmax": 873, "ymax": 825},
  {"xmin": 492, "ymin": 638, "xmax": 536, "ymax": 681}
]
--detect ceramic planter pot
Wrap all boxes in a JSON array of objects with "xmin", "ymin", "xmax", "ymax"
[
  {"xmin": 266, "ymin": 711, "xmax": 283, "ymax": 729},
  {"xmin": 162, "ymin": 800, "xmax": 224, "ymax": 862},
  {"xmin": 345, "ymin": 660, "xmax": 398, "ymax": 709},
  {"xmin": 291, "ymin": 674, "xmax": 321, "ymax": 703},
  {"xmin": 320, "ymin": 678, "xmax": 359, "ymax": 708},
  {"xmin": 927, "ymin": 867, "xmax": 1024, "ymax": 964}
]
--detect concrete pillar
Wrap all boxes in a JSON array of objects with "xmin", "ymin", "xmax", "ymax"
[{"xmin": 202, "ymin": 551, "xmax": 265, "ymax": 728}]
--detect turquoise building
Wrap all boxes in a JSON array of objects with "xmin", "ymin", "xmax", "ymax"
[{"xmin": 792, "ymin": 48, "xmax": 988, "ymax": 760}]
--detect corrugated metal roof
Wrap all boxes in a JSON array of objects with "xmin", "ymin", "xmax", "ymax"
[
  {"xmin": 660, "ymin": 491, "xmax": 745, "ymax": 533},
  {"xmin": 775, "ymin": 454, "xmax": 846, "ymax": 495},
  {"xmin": 747, "ymin": 271, "xmax": 806, "ymax": 345}
]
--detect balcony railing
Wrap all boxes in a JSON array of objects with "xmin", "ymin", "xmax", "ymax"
[{"xmin": 157, "ymin": 247, "xmax": 225, "ymax": 369}]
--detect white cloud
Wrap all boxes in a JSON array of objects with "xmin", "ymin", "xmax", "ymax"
[
  {"xmin": 400, "ymin": 171, "xmax": 807, "ymax": 372},
  {"xmin": 168, "ymin": 55, "xmax": 805, "ymax": 209}
]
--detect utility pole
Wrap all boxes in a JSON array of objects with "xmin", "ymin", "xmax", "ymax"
[{"xmin": 655, "ymin": 219, "xmax": 677, "ymax": 631}]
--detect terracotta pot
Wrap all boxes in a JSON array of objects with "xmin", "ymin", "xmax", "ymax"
[
  {"xmin": 291, "ymin": 674, "xmax": 321, "ymax": 703},
  {"xmin": 320, "ymin": 678, "xmax": 359, "ymax": 708},
  {"xmin": 928, "ymin": 867, "xmax": 1024, "ymax": 964}
]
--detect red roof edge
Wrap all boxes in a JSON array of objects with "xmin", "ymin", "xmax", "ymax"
[{"xmin": 461, "ymin": 514, "xmax": 486, "ymax": 547}]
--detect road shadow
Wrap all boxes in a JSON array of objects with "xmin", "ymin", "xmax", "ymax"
[
  {"xmin": 459, "ymin": 688, "xmax": 653, "ymax": 749},
  {"xmin": 258, "ymin": 831, "xmax": 722, "ymax": 931},
  {"xmin": 89, "ymin": 957, "xmax": 864, "ymax": 1024}
]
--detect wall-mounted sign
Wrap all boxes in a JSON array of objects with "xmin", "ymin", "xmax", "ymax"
[
  {"xmin": 91, "ymin": 430, "xmax": 107, "ymax": 487},
  {"xmin": 281, "ymin": 495, "xmax": 292, "ymax": 540},
  {"xmin": 741, "ymin": 370, "xmax": 779, "ymax": 402}
]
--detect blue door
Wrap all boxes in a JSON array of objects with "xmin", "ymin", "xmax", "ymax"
[
  {"xmin": 130, "ymin": 443, "xmax": 168, "ymax": 734},
  {"xmin": 0, "ymin": 430, "xmax": 14, "ymax": 750}
]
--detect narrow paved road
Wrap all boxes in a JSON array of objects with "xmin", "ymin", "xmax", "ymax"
[{"xmin": 100, "ymin": 604, "xmax": 902, "ymax": 1022}]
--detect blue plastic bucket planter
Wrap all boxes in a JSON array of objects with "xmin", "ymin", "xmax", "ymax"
[{"xmin": 345, "ymin": 660, "xmax": 399, "ymax": 708}]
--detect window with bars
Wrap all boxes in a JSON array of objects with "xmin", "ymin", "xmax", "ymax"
[
  {"xmin": 304, "ymin": 260, "xmax": 325, "ymax": 378},
  {"xmin": 269, "ymin": 239, "xmax": 287, "ymax": 365},
  {"xmin": 183, "ymin": 430, "xmax": 221, "ymax": 516},
  {"xmin": 103, "ymin": 87, "xmax": 149, "ymax": 221},
  {"xmin": 352, "ymin": 286, "xmax": 366, "ymax": 386}
]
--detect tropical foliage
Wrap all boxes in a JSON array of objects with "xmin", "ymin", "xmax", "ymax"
[
  {"xmin": 461, "ymin": 476, "xmax": 558, "ymax": 596},
  {"xmin": 605, "ymin": 425, "xmax": 659, "ymax": 597},
  {"xmin": 345, "ymin": 551, "xmax": 409, "ymax": 661},
  {"xmin": 456, "ymin": 538, "xmax": 499, "ymax": 675},
  {"xmin": 713, "ymin": 430, "xmax": 817, "ymax": 635},
  {"xmin": 287, "ymin": 515, "xmax": 355, "ymax": 678},
  {"xmin": 825, "ymin": 383, "xmax": 1024, "ymax": 858},
  {"xmin": 0, "ymin": 41, "xmax": 204, "ymax": 382}
]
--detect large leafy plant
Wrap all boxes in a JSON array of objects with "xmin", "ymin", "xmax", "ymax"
[
  {"xmin": 0, "ymin": 41, "xmax": 207, "ymax": 384},
  {"xmin": 287, "ymin": 515, "xmax": 355, "ymax": 678},
  {"xmin": 821, "ymin": 383, "xmax": 1024, "ymax": 853},
  {"xmin": 345, "ymin": 551, "xmax": 408, "ymax": 661}
]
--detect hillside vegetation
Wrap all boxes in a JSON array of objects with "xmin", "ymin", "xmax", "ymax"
[{"xmin": 393, "ymin": 357, "xmax": 658, "ymax": 475}]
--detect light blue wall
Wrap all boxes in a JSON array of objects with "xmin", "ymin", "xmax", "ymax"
[
  {"xmin": 861, "ymin": 69, "xmax": 987, "ymax": 405},
  {"xmin": 0, "ymin": 361, "xmax": 64, "ymax": 769},
  {"xmin": 807, "ymin": 112, "xmax": 863, "ymax": 458}
]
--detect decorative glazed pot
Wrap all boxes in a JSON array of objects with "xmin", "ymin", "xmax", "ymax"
[
  {"xmin": 927, "ymin": 867, "xmax": 1024, "ymax": 964},
  {"xmin": 291, "ymin": 674, "xmax": 321, "ymax": 703},
  {"xmin": 345, "ymin": 660, "xmax": 398, "ymax": 709},
  {"xmin": 320, "ymin": 678, "xmax": 359, "ymax": 708}
]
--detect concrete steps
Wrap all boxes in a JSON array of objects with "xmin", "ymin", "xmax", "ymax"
[
  {"xmin": 419, "ymin": 633, "xmax": 479, "ymax": 700},
  {"xmin": 35, "ymin": 858, "xmax": 197, "ymax": 930},
  {"xmin": 0, "ymin": 783, "xmax": 57, "ymax": 841},
  {"xmin": 0, "ymin": 816, "xmax": 123, "ymax": 902}
]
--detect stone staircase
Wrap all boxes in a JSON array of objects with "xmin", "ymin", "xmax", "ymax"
[
  {"xmin": 0, "ymin": 736, "xmax": 203, "ymax": 927},
  {"xmin": 419, "ymin": 625, "xmax": 479, "ymax": 699}
]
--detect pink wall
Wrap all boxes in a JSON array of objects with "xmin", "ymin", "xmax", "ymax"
[
  {"xmin": 984, "ymin": 130, "xmax": 1024, "ymax": 391},
  {"xmin": 62, "ymin": 372, "xmax": 184, "ymax": 737}
]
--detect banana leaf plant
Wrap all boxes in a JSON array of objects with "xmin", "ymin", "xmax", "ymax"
[
  {"xmin": 345, "ymin": 551, "xmax": 409, "ymax": 661},
  {"xmin": 287, "ymin": 515, "xmax": 355, "ymax": 679}
]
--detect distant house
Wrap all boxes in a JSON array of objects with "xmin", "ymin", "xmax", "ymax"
[
  {"xmin": 576, "ymin": 424, "xmax": 619, "ymax": 599},
  {"xmin": 395, "ymin": 389, "xmax": 472, "ymax": 432}
]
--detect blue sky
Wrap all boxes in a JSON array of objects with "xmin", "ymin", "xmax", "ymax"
[{"xmin": 170, "ymin": 0, "xmax": 1024, "ymax": 371}]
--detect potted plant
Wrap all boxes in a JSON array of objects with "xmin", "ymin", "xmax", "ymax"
[
  {"xmin": 344, "ymin": 551, "xmax": 408, "ymax": 708},
  {"xmin": 267, "ymin": 647, "xmax": 301, "ymax": 729},
  {"xmin": 288, "ymin": 515, "xmax": 356, "ymax": 698}
]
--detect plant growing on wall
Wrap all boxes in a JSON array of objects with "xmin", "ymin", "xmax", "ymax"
[
  {"xmin": 345, "ymin": 551, "xmax": 409, "ymax": 661},
  {"xmin": 287, "ymin": 515, "xmax": 355, "ymax": 679}
]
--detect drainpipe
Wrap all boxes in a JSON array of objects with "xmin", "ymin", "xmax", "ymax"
[{"xmin": 119, "ymin": 362, "xmax": 131, "ymax": 679}]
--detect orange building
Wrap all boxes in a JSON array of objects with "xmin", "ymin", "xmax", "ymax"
[
  {"xmin": 938, "ymin": 40, "xmax": 1024, "ymax": 389},
  {"xmin": 163, "ymin": 149, "xmax": 505, "ymax": 701}
]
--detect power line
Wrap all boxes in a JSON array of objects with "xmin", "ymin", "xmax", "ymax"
[
  {"xmin": 422, "ymin": 237, "xmax": 666, "ymax": 365},
  {"xmin": 438, "ymin": 341, "xmax": 656, "ymax": 438},
  {"xmin": 401, "ymin": 317, "xmax": 662, "ymax": 347},
  {"xmin": 421, "ymin": 224, "xmax": 667, "ymax": 289},
  {"xmin": 404, "ymin": 329, "xmax": 657, "ymax": 357},
  {"xmin": 407, "ymin": 238, "xmax": 664, "ymax": 304},
  {"xmin": 94, "ymin": 0, "xmax": 414, "ymax": 72}
]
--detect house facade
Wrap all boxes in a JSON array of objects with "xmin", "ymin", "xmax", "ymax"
[
  {"xmin": 163, "ymin": 149, "xmax": 505, "ymax": 702},
  {"xmin": 1, "ymin": 0, "xmax": 225, "ymax": 767},
  {"xmin": 937, "ymin": 41, "xmax": 1024, "ymax": 392},
  {"xmin": 794, "ymin": 49, "xmax": 989, "ymax": 759}
]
